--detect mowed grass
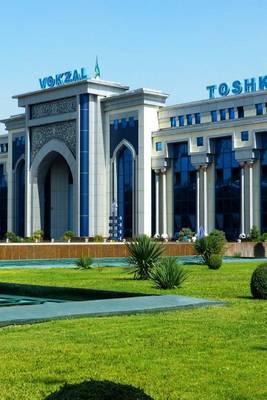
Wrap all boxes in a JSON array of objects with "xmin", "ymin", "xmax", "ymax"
[{"xmin": 0, "ymin": 262, "xmax": 266, "ymax": 400}]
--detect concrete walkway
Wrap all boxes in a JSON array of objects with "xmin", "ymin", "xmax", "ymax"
[{"xmin": 0, "ymin": 295, "xmax": 224, "ymax": 327}]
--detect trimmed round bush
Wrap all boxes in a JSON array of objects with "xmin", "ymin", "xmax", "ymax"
[
  {"xmin": 207, "ymin": 254, "xmax": 222, "ymax": 270},
  {"xmin": 45, "ymin": 380, "xmax": 154, "ymax": 400},
  {"xmin": 149, "ymin": 257, "xmax": 189, "ymax": 289},
  {"xmin": 250, "ymin": 264, "xmax": 267, "ymax": 299}
]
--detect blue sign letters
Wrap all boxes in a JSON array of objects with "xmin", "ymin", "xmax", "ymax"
[
  {"xmin": 39, "ymin": 68, "xmax": 88, "ymax": 89},
  {"xmin": 206, "ymin": 75, "xmax": 267, "ymax": 99}
]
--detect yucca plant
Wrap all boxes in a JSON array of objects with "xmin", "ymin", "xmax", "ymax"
[
  {"xmin": 126, "ymin": 235, "xmax": 165, "ymax": 280},
  {"xmin": 150, "ymin": 257, "xmax": 189, "ymax": 289},
  {"xmin": 75, "ymin": 256, "xmax": 93, "ymax": 270}
]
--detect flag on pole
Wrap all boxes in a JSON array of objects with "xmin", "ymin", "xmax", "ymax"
[{"xmin": 95, "ymin": 56, "xmax": 101, "ymax": 79}]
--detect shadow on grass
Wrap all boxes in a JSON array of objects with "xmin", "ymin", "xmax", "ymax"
[{"xmin": 44, "ymin": 379, "xmax": 154, "ymax": 399}]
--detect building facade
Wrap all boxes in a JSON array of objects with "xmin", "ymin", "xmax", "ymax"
[{"xmin": 1, "ymin": 76, "xmax": 267, "ymax": 240}]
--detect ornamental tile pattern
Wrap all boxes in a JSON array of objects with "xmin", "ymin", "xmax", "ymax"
[
  {"xmin": 31, "ymin": 120, "xmax": 76, "ymax": 161},
  {"xmin": 31, "ymin": 97, "xmax": 76, "ymax": 119}
]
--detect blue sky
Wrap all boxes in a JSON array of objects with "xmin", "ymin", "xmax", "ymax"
[{"xmin": 1, "ymin": 0, "xmax": 267, "ymax": 121}]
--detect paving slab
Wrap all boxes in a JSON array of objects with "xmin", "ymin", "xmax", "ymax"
[{"xmin": 0, "ymin": 295, "xmax": 225, "ymax": 327}]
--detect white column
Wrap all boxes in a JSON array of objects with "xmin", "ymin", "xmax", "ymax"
[
  {"xmin": 249, "ymin": 161, "xmax": 254, "ymax": 229},
  {"xmin": 203, "ymin": 165, "xmax": 208, "ymax": 235},
  {"xmin": 154, "ymin": 170, "xmax": 160, "ymax": 238},
  {"xmin": 240, "ymin": 163, "xmax": 245, "ymax": 235},
  {"xmin": 196, "ymin": 168, "xmax": 200, "ymax": 233},
  {"xmin": 161, "ymin": 168, "xmax": 168, "ymax": 239}
]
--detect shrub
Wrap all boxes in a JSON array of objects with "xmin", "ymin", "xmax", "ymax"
[
  {"xmin": 249, "ymin": 225, "xmax": 260, "ymax": 242},
  {"xmin": 194, "ymin": 229, "xmax": 226, "ymax": 266},
  {"xmin": 32, "ymin": 229, "xmax": 44, "ymax": 241},
  {"xmin": 93, "ymin": 235, "xmax": 104, "ymax": 242},
  {"xmin": 5, "ymin": 231, "xmax": 21, "ymax": 242},
  {"xmin": 177, "ymin": 228, "xmax": 194, "ymax": 242},
  {"xmin": 250, "ymin": 264, "xmax": 267, "ymax": 299},
  {"xmin": 45, "ymin": 379, "xmax": 154, "ymax": 400},
  {"xmin": 63, "ymin": 230, "xmax": 74, "ymax": 241},
  {"xmin": 126, "ymin": 235, "xmax": 165, "ymax": 280},
  {"xmin": 260, "ymin": 232, "xmax": 267, "ymax": 242},
  {"xmin": 207, "ymin": 254, "xmax": 222, "ymax": 270},
  {"xmin": 75, "ymin": 256, "xmax": 93, "ymax": 270},
  {"xmin": 150, "ymin": 257, "xmax": 189, "ymax": 289},
  {"xmin": 233, "ymin": 252, "xmax": 242, "ymax": 258}
]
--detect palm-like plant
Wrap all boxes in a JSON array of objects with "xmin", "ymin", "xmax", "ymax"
[
  {"xmin": 126, "ymin": 235, "xmax": 165, "ymax": 280},
  {"xmin": 150, "ymin": 257, "xmax": 189, "ymax": 289},
  {"xmin": 75, "ymin": 256, "xmax": 93, "ymax": 269}
]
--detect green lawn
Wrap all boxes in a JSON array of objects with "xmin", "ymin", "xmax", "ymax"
[{"xmin": 0, "ymin": 262, "xmax": 266, "ymax": 400}]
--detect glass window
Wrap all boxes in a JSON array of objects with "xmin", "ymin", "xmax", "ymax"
[
  {"xmin": 117, "ymin": 146, "xmax": 133, "ymax": 238},
  {"xmin": 211, "ymin": 110, "xmax": 217, "ymax": 122},
  {"xmin": 173, "ymin": 143, "xmax": 196, "ymax": 238},
  {"xmin": 237, "ymin": 106, "xmax": 244, "ymax": 118},
  {"xmin": 178, "ymin": 115, "xmax": 184, "ymax": 127},
  {"xmin": 114, "ymin": 119, "xmax": 119, "ymax": 130},
  {"xmin": 155, "ymin": 142, "xmax": 162, "ymax": 151},
  {"xmin": 228, "ymin": 108, "xmax": 235, "ymax": 119},
  {"xmin": 256, "ymin": 103, "xmax": 264, "ymax": 115},
  {"xmin": 170, "ymin": 116, "xmax": 177, "ymax": 127},
  {"xmin": 219, "ymin": 109, "xmax": 226, "ymax": 121},
  {"xmin": 186, "ymin": 114, "xmax": 192, "ymax": 125},
  {"xmin": 197, "ymin": 137, "xmax": 204, "ymax": 146},
  {"xmin": 129, "ymin": 117, "xmax": 135, "ymax": 127},
  {"xmin": 241, "ymin": 131, "xmax": 249, "ymax": 141},
  {"xmin": 213, "ymin": 137, "xmax": 240, "ymax": 241},
  {"xmin": 195, "ymin": 113, "xmax": 201, "ymax": 124},
  {"xmin": 121, "ymin": 118, "xmax": 127, "ymax": 128}
]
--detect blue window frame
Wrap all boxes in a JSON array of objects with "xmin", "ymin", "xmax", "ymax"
[
  {"xmin": 173, "ymin": 143, "xmax": 196, "ymax": 238},
  {"xmin": 213, "ymin": 137, "xmax": 240, "ymax": 241},
  {"xmin": 195, "ymin": 113, "xmax": 201, "ymax": 124},
  {"xmin": 237, "ymin": 106, "xmax": 244, "ymax": 118},
  {"xmin": 197, "ymin": 137, "xmax": 204, "ymax": 147},
  {"xmin": 228, "ymin": 108, "xmax": 235, "ymax": 119},
  {"xmin": 256, "ymin": 103, "xmax": 264, "ymax": 115},
  {"xmin": 211, "ymin": 110, "xmax": 217, "ymax": 122},
  {"xmin": 170, "ymin": 116, "xmax": 177, "ymax": 127},
  {"xmin": 117, "ymin": 146, "xmax": 133, "ymax": 238},
  {"xmin": 155, "ymin": 142, "xmax": 162, "ymax": 151},
  {"xmin": 241, "ymin": 131, "xmax": 249, "ymax": 141},
  {"xmin": 186, "ymin": 114, "xmax": 192, "ymax": 125},
  {"xmin": 178, "ymin": 115, "xmax": 184, "ymax": 127},
  {"xmin": 219, "ymin": 109, "xmax": 226, "ymax": 121}
]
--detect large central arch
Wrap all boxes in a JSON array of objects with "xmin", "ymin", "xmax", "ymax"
[{"xmin": 30, "ymin": 139, "xmax": 77, "ymax": 239}]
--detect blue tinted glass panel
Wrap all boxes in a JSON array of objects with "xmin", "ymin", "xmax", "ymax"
[
  {"xmin": 237, "ymin": 106, "xmax": 244, "ymax": 118},
  {"xmin": 213, "ymin": 137, "xmax": 240, "ymax": 240},
  {"xmin": 241, "ymin": 131, "xmax": 249, "ymax": 141},
  {"xmin": 117, "ymin": 146, "xmax": 133, "ymax": 238},
  {"xmin": 195, "ymin": 113, "xmax": 201, "ymax": 124},
  {"xmin": 228, "ymin": 108, "xmax": 235, "ymax": 119},
  {"xmin": 170, "ymin": 117, "xmax": 177, "ymax": 127},
  {"xmin": 155, "ymin": 142, "xmax": 162, "ymax": 151},
  {"xmin": 178, "ymin": 115, "xmax": 184, "ymax": 126},
  {"xmin": 173, "ymin": 142, "xmax": 196, "ymax": 238},
  {"xmin": 256, "ymin": 103, "xmax": 264, "ymax": 115},
  {"xmin": 197, "ymin": 137, "xmax": 203, "ymax": 146},
  {"xmin": 211, "ymin": 110, "xmax": 217, "ymax": 122},
  {"xmin": 114, "ymin": 119, "xmax": 119, "ymax": 130},
  {"xmin": 220, "ymin": 109, "xmax": 226, "ymax": 120},
  {"xmin": 121, "ymin": 118, "xmax": 127, "ymax": 128},
  {"xmin": 186, "ymin": 114, "xmax": 192, "ymax": 125}
]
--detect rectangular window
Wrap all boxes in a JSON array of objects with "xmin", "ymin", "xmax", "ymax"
[
  {"xmin": 129, "ymin": 116, "xmax": 135, "ymax": 127},
  {"xmin": 211, "ymin": 110, "xmax": 217, "ymax": 122},
  {"xmin": 256, "ymin": 103, "xmax": 264, "ymax": 115},
  {"xmin": 220, "ymin": 109, "xmax": 226, "ymax": 121},
  {"xmin": 195, "ymin": 113, "xmax": 201, "ymax": 124},
  {"xmin": 114, "ymin": 119, "xmax": 119, "ymax": 130},
  {"xmin": 178, "ymin": 115, "xmax": 184, "ymax": 127},
  {"xmin": 155, "ymin": 142, "xmax": 162, "ymax": 151},
  {"xmin": 170, "ymin": 116, "xmax": 177, "ymax": 127},
  {"xmin": 237, "ymin": 106, "xmax": 244, "ymax": 118},
  {"xmin": 228, "ymin": 108, "xmax": 235, "ymax": 119},
  {"xmin": 186, "ymin": 114, "xmax": 192, "ymax": 125},
  {"xmin": 121, "ymin": 118, "xmax": 127, "ymax": 128},
  {"xmin": 197, "ymin": 137, "xmax": 204, "ymax": 146},
  {"xmin": 241, "ymin": 131, "xmax": 249, "ymax": 141}
]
